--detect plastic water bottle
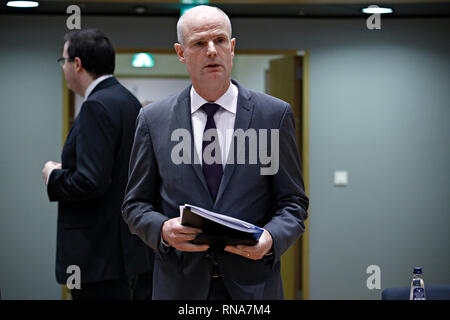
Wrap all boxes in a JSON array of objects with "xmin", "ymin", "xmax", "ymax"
[{"xmin": 409, "ymin": 267, "xmax": 426, "ymax": 300}]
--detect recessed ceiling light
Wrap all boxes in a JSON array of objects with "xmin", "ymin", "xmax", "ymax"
[
  {"xmin": 362, "ymin": 6, "xmax": 393, "ymax": 14},
  {"xmin": 134, "ymin": 6, "xmax": 146, "ymax": 14},
  {"xmin": 6, "ymin": 1, "xmax": 39, "ymax": 8}
]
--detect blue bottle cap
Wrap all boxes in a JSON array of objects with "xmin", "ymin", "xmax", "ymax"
[{"xmin": 413, "ymin": 267, "xmax": 422, "ymax": 274}]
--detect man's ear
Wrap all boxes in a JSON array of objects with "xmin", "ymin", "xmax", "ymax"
[
  {"xmin": 73, "ymin": 57, "xmax": 83, "ymax": 73},
  {"xmin": 230, "ymin": 38, "xmax": 236, "ymax": 58},
  {"xmin": 174, "ymin": 43, "xmax": 186, "ymax": 63}
]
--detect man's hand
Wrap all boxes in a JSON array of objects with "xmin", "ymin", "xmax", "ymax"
[
  {"xmin": 42, "ymin": 161, "xmax": 62, "ymax": 185},
  {"xmin": 224, "ymin": 229, "xmax": 273, "ymax": 260},
  {"xmin": 161, "ymin": 217, "xmax": 209, "ymax": 252}
]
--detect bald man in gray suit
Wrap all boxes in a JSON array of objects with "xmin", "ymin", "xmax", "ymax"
[{"xmin": 122, "ymin": 6, "xmax": 308, "ymax": 300}]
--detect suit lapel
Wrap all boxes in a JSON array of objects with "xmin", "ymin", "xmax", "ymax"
[
  {"xmin": 214, "ymin": 81, "xmax": 254, "ymax": 206},
  {"xmin": 172, "ymin": 86, "xmax": 212, "ymax": 202}
]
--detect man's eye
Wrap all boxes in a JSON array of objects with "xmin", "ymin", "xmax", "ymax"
[{"xmin": 195, "ymin": 41, "xmax": 204, "ymax": 46}]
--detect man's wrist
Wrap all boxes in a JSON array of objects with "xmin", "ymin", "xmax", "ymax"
[
  {"xmin": 160, "ymin": 234, "xmax": 170, "ymax": 247},
  {"xmin": 46, "ymin": 168, "xmax": 55, "ymax": 186}
]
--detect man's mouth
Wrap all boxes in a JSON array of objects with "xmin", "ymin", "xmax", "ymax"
[{"xmin": 205, "ymin": 64, "xmax": 220, "ymax": 68}]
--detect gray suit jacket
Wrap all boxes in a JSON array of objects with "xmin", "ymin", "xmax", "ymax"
[{"xmin": 122, "ymin": 80, "xmax": 309, "ymax": 299}]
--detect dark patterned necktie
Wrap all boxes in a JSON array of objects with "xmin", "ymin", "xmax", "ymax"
[{"xmin": 201, "ymin": 103, "xmax": 223, "ymax": 201}]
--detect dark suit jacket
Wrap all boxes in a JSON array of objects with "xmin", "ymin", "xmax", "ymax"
[
  {"xmin": 48, "ymin": 77, "xmax": 154, "ymax": 285},
  {"xmin": 122, "ymin": 80, "xmax": 309, "ymax": 299}
]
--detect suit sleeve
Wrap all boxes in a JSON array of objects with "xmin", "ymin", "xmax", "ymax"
[
  {"xmin": 263, "ymin": 104, "xmax": 309, "ymax": 264},
  {"xmin": 47, "ymin": 100, "xmax": 116, "ymax": 202},
  {"xmin": 121, "ymin": 109, "xmax": 169, "ymax": 255}
]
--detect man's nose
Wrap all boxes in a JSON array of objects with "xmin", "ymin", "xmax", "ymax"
[{"xmin": 206, "ymin": 41, "xmax": 217, "ymax": 56}]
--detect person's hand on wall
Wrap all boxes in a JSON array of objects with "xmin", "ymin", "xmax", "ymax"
[{"xmin": 42, "ymin": 161, "xmax": 62, "ymax": 186}]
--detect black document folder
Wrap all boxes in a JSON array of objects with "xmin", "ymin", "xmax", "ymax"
[{"xmin": 180, "ymin": 204, "xmax": 264, "ymax": 248}]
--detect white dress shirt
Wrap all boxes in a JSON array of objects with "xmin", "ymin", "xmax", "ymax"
[
  {"xmin": 84, "ymin": 74, "xmax": 113, "ymax": 101},
  {"xmin": 190, "ymin": 82, "xmax": 238, "ymax": 169}
]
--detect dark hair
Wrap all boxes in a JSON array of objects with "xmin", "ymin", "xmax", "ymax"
[{"xmin": 64, "ymin": 28, "xmax": 115, "ymax": 78}]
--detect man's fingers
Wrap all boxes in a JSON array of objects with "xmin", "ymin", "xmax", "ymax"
[
  {"xmin": 225, "ymin": 245, "xmax": 244, "ymax": 255},
  {"xmin": 224, "ymin": 245, "xmax": 260, "ymax": 260},
  {"xmin": 236, "ymin": 245, "xmax": 260, "ymax": 255},
  {"xmin": 174, "ymin": 242, "xmax": 209, "ymax": 252},
  {"xmin": 170, "ymin": 232, "xmax": 198, "ymax": 242},
  {"xmin": 169, "ymin": 217, "xmax": 203, "ymax": 234},
  {"xmin": 178, "ymin": 226, "xmax": 203, "ymax": 235},
  {"xmin": 224, "ymin": 246, "xmax": 255, "ymax": 259},
  {"xmin": 45, "ymin": 161, "xmax": 56, "ymax": 167},
  {"xmin": 162, "ymin": 218, "xmax": 203, "ymax": 244}
]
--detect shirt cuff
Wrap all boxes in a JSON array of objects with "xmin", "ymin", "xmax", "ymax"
[{"xmin": 160, "ymin": 235, "xmax": 170, "ymax": 247}]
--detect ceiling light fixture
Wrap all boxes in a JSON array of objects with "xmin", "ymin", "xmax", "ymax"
[
  {"xmin": 6, "ymin": 1, "xmax": 39, "ymax": 8},
  {"xmin": 134, "ymin": 6, "xmax": 146, "ymax": 14},
  {"xmin": 362, "ymin": 6, "xmax": 393, "ymax": 14}
]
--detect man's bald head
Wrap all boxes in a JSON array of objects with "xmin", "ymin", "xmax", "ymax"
[{"xmin": 176, "ymin": 5, "xmax": 232, "ymax": 45}]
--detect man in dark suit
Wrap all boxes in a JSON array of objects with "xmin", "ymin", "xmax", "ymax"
[
  {"xmin": 42, "ymin": 29, "xmax": 153, "ymax": 300},
  {"xmin": 122, "ymin": 6, "xmax": 309, "ymax": 300}
]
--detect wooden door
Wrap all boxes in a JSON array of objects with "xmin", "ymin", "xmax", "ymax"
[{"xmin": 269, "ymin": 54, "xmax": 306, "ymax": 300}]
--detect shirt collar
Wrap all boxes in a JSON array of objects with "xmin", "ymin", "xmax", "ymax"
[
  {"xmin": 190, "ymin": 82, "xmax": 238, "ymax": 114},
  {"xmin": 84, "ymin": 74, "xmax": 113, "ymax": 101}
]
